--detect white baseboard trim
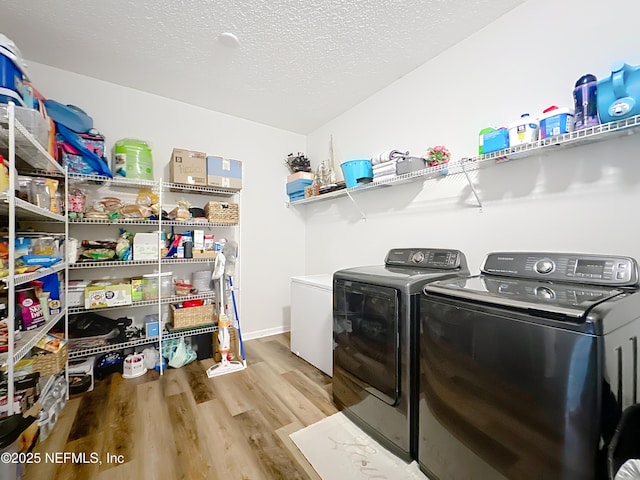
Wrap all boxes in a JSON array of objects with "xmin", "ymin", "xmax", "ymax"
[{"xmin": 241, "ymin": 325, "xmax": 290, "ymax": 341}]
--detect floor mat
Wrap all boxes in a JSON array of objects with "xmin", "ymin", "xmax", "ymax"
[{"xmin": 290, "ymin": 412, "xmax": 430, "ymax": 480}]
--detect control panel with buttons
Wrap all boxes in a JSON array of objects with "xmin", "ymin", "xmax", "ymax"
[
  {"xmin": 385, "ymin": 248, "xmax": 461, "ymax": 269},
  {"xmin": 482, "ymin": 252, "xmax": 639, "ymax": 286}
]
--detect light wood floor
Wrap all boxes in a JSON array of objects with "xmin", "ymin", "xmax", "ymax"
[{"xmin": 25, "ymin": 333, "xmax": 338, "ymax": 480}]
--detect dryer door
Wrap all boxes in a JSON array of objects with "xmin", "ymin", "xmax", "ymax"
[{"xmin": 333, "ymin": 280, "xmax": 399, "ymax": 405}]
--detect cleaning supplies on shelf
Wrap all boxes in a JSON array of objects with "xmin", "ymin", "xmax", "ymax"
[
  {"xmin": 480, "ymin": 127, "xmax": 510, "ymax": 154},
  {"xmin": 597, "ymin": 62, "xmax": 640, "ymax": 123},
  {"xmin": 508, "ymin": 113, "xmax": 539, "ymax": 146},
  {"xmin": 573, "ymin": 74, "xmax": 599, "ymax": 130},
  {"xmin": 539, "ymin": 106, "xmax": 575, "ymax": 139},
  {"xmin": 478, "ymin": 127, "xmax": 496, "ymax": 155}
]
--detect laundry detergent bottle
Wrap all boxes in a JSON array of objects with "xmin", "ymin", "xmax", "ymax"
[{"xmin": 508, "ymin": 113, "xmax": 539, "ymax": 146}]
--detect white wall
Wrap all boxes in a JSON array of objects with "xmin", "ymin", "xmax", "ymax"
[
  {"xmin": 304, "ymin": 0, "xmax": 640, "ymax": 275},
  {"xmin": 27, "ymin": 63, "xmax": 306, "ymax": 338}
]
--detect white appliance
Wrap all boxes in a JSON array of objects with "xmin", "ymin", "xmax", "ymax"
[{"xmin": 290, "ymin": 274, "xmax": 333, "ymax": 376}]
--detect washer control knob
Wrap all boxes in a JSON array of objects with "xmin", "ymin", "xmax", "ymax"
[
  {"xmin": 411, "ymin": 251, "xmax": 425, "ymax": 263},
  {"xmin": 535, "ymin": 286, "xmax": 555, "ymax": 300},
  {"xmin": 535, "ymin": 259, "xmax": 555, "ymax": 274}
]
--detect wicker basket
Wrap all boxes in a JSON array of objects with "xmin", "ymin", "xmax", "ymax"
[
  {"xmin": 170, "ymin": 303, "xmax": 215, "ymax": 329},
  {"xmin": 32, "ymin": 343, "xmax": 69, "ymax": 376},
  {"xmin": 204, "ymin": 201, "xmax": 239, "ymax": 224}
]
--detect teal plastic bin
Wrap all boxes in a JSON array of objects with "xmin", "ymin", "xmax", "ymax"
[{"xmin": 341, "ymin": 160, "xmax": 373, "ymax": 188}]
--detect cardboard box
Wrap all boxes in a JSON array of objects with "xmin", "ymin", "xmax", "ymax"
[
  {"xmin": 131, "ymin": 276, "xmax": 144, "ymax": 302},
  {"xmin": 287, "ymin": 171, "xmax": 314, "ymax": 183},
  {"xmin": 192, "ymin": 250, "xmax": 217, "ymax": 259},
  {"xmin": 170, "ymin": 148, "xmax": 207, "ymax": 185},
  {"xmin": 145, "ymin": 316, "xmax": 160, "ymax": 338},
  {"xmin": 193, "ymin": 229, "xmax": 205, "ymax": 250},
  {"xmin": 133, "ymin": 232, "xmax": 159, "ymax": 260},
  {"xmin": 85, "ymin": 279, "xmax": 132, "ymax": 309},
  {"xmin": 206, "ymin": 156, "xmax": 242, "ymax": 190}
]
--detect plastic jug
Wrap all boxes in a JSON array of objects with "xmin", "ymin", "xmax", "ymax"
[
  {"xmin": 573, "ymin": 74, "xmax": 599, "ymax": 130},
  {"xmin": 597, "ymin": 62, "xmax": 640, "ymax": 123},
  {"xmin": 508, "ymin": 113, "xmax": 539, "ymax": 146},
  {"xmin": 113, "ymin": 139, "xmax": 153, "ymax": 180}
]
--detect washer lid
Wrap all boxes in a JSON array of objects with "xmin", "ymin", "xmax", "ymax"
[
  {"xmin": 335, "ymin": 264, "xmax": 466, "ymax": 293},
  {"xmin": 425, "ymin": 275, "xmax": 625, "ymax": 319}
]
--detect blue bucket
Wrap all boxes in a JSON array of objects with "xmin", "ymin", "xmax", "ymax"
[{"xmin": 341, "ymin": 159, "xmax": 373, "ymax": 188}]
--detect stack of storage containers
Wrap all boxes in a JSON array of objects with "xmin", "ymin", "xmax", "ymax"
[{"xmin": 286, "ymin": 171, "xmax": 314, "ymax": 202}]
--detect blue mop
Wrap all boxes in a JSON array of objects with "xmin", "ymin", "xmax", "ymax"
[{"xmin": 206, "ymin": 240, "xmax": 246, "ymax": 378}]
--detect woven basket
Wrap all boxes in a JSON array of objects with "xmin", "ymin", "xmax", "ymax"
[
  {"xmin": 204, "ymin": 201, "xmax": 239, "ymax": 224},
  {"xmin": 170, "ymin": 303, "xmax": 215, "ymax": 329},
  {"xmin": 33, "ymin": 343, "xmax": 68, "ymax": 376}
]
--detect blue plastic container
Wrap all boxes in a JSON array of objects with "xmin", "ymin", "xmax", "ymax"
[
  {"xmin": 286, "ymin": 178, "xmax": 312, "ymax": 195},
  {"xmin": 340, "ymin": 160, "xmax": 373, "ymax": 188},
  {"xmin": 0, "ymin": 48, "xmax": 25, "ymax": 105},
  {"xmin": 539, "ymin": 106, "xmax": 574, "ymax": 139},
  {"xmin": 597, "ymin": 62, "xmax": 640, "ymax": 123}
]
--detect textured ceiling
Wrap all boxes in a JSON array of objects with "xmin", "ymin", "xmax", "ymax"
[{"xmin": 1, "ymin": 0, "xmax": 524, "ymax": 134}]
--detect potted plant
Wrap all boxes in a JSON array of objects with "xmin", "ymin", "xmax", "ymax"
[
  {"xmin": 426, "ymin": 145, "xmax": 450, "ymax": 167},
  {"xmin": 285, "ymin": 152, "xmax": 311, "ymax": 173}
]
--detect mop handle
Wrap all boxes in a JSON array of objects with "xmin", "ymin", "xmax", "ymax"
[{"xmin": 228, "ymin": 275, "xmax": 245, "ymax": 361}]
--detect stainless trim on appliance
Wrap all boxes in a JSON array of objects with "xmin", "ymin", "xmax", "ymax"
[{"xmin": 425, "ymin": 283, "xmax": 586, "ymax": 318}]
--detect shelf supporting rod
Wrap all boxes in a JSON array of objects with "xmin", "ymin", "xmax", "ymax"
[
  {"xmin": 345, "ymin": 190, "xmax": 367, "ymax": 221},
  {"xmin": 158, "ymin": 176, "xmax": 164, "ymax": 375},
  {"xmin": 460, "ymin": 159, "xmax": 483, "ymax": 211},
  {"xmin": 7, "ymin": 102, "xmax": 16, "ymax": 414}
]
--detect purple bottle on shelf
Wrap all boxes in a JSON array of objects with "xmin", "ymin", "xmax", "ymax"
[{"xmin": 573, "ymin": 74, "xmax": 600, "ymax": 130}]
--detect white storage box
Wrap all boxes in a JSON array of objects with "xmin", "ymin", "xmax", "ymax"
[
  {"xmin": 67, "ymin": 280, "xmax": 89, "ymax": 307},
  {"xmin": 84, "ymin": 279, "xmax": 132, "ymax": 309},
  {"xmin": 133, "ymin": 232, "xmax": 159, "ymax": 260}
]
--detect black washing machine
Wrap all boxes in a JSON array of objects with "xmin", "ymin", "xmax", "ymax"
[
  {"xmin": 333, "ymin": 248, "xmax": 468, "ymax": 461},
  {"xmin": 418, "ymin": 252, "xmax": 640, "ymax": 480}
]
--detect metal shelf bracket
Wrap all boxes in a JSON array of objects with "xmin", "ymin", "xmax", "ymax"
[
  {"xmin": 460, "ymin": 159, "xmax": 483, "ymax": 211},
  {"xmin": 345, "ymin": 189, "xmax": 367, "ymax": 221}
]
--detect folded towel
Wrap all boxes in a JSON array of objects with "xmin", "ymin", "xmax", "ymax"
[
  {"xmin": 372, "ymin": 173, "xmax": 397, "ymax": 183},
  {"xmin": 371, "ymin": 149, "xmax": 409, "ymax": 166},
  {"xmin": 372, "ymin": 163, "xmax": 397, "ymax": 176}
]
